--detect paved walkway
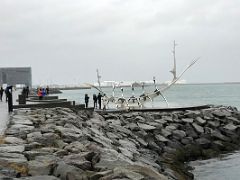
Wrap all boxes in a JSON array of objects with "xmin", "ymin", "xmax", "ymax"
[{"xmin": 0, "ymin": 90, "xmax": 20, "ymax": 135}]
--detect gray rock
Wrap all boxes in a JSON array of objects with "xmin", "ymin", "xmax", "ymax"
[
  {"xmin": 127, "ymin": 123, "xmax": 140, "ymax": 131},
  {"xmin": 27, "ymin": 132, "xmax": 43, "ymax": 143},
  {"xmin": 195, "ymin": 117, "xmax": 206, "ymax": 125},
  {"xmin": 212, "ymin": 110, "xmax": 227, "ymax": 118},
  {"xmin": 24, "ymin": 151, "xmax": 50, "ymax": 160},
  {"xmin": 28, "ymin": 155, "xmax": 58, "ymax": 176},
  {"xmin": 162, "ymin": 116, "xmax": 173, "ymax": 122},
  {"xmin": 172, "ymin": 130, "xmax": 186, "ymax": 140},
  {"xmin": 211, "ymin": 130, "xmax": 230, "ymax": 141},
  {"xmin": 0, "ymin": 153, "xmax": 28, "ymax": 177},
  {"xmin": 0, "ymin": 145, "xmax": 25, "ymax": 153},
  {"xmin": 196, "ymin": 138, "xmax": 211, "ymax": 148},
  {"xmin": 53, "ymin": 161, "xmax": 86, "ymax": 180},
  {"xmin": 136, "ymin": 137, "xmax": 148, "ymax": 147},
  {"xmin": 63, "ymin": 153, "xmax": 95, "ymax": 170},
  {"xmin": 161, "ymin": 129, "xmax": 172, "ymax": 137},
  {"xmin": 155, "ymin": 135, "xmax": 169, "ymax": 142},
  {"xmin": 165, "ymin": 125, "xmax": 177, "ymax": 132},
  {"xmin": 224, "ymin": 123, "xmax": 237, "ymax": 131},
  {"xmin": 182, "ymin": 118, "xmax": 194, "ymax": 123},
  {"xmin": 181, "ymin": 137, "xmax": 194, "ymax": 145},
  {"xmin": 64, "ymin": 142, "xmax": 86, "ymax": 153},
  {"xmin": 3, "ymin": 137, "xmax": 26, "ymax": 145},
  {"xmin": 135, "ymin": 116, "xmax": 146, "ymax": 122},
  {"xmin": 21, "ymin": 176, "xmax": 60, "ymax": 180},
  {"xmin": 137, "ymin": 123, "xmax": 156, "ymax": 130},
  {"xmin": 192, "ymin": 123, "xmax": 204, "ymax": 134},
  {"xmin": 184, "ymin": 110, "xmax": 201, "ymax": 118},
  {"xmin": 227, "ymin": 116, "xmax": 240, "ymax": 124},
  {"xmin": 208, "ymin": 121, "xmax": 220, "ymax": 128}
]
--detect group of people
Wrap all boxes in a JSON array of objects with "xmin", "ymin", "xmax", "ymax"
[
  {"xmin": 37, "ymin": 86, "xmax": 49, "ymax": 100},
  {"xmin": 85, "ymin": 93, "xmax": 106, "ymax": 109}
]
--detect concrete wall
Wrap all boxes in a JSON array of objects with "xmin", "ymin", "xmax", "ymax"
[{"xmin": 0, "ymin": 67, "xmax": 32, "ymax": 87}]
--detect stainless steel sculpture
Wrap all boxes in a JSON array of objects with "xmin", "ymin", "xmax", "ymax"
[{"xmin": 87, "ymin": 43, "xmax": 199, "ymax": 109}]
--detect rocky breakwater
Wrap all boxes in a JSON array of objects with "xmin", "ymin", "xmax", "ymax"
[{"xmin": 0, "ymin": 106, "xmax": 240, "ymax": 179}]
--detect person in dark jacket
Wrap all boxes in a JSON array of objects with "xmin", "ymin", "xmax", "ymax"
[
  {"xmin": 93, "ymin": 94, "xmax": 97, "ymax": 108},
  {"xmin": 6, "ymin": 86, "xmax": 13, "ymax": 112},
  {"xmin": 85, "ymin": 94, "xmax": 90, "ymax": 108},
  {"xmin": 0, "ymin": 86, "xmax": 4, "ymax": 101},
  {"xmin": 97, "ymin": 93, "xmax": 102, "ymax": 109}
]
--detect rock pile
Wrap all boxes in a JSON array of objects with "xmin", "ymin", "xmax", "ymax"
[{"xmin": 0, "ymin": 105, "xmax": 240, "ymax": 179}]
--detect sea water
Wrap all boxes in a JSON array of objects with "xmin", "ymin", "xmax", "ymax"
[
  {"xmin": 58, "ymin": 83, "xmax": 240, "ymax": 179},
  {"xmin": 59, "ymin": 83, "xmax": 240, "ymax": 109}
]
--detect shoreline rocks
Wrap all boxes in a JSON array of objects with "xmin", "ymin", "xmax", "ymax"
[{"xmin": 0, "ymin": 105, "xmax": 240, "ymax": 179}]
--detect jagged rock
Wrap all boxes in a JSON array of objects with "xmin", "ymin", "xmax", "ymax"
[
  {"xmin": 184, "ymin": 110, "xmax": 201, "ymax": 118},
  {"xmin": 0, "ymin": 145, "xmax": 25, "ymax": 153},
  {"xmin": 25, "ymin": 142, "xmax": 43, "ymax": 151},
  {"xmin": 224, "ymin": 123, "xmax": 237, "ymax": 131},
  {"xmin": 53, "ymin": 161, "xmax": 88, "ymax": 180},
  {"xmin": 208, "ymin": 121, "xmax": 220, "ymax": 128},
  {"xmin": 27, "ymin": 132, "xmax": 44, "ymax": 144},
  {"xmin": 90, "ymin": 170, "xmax": 113, "ymax": 180},
  {"xmin": 63, "ymin": 153, "xmax": 94, "ymax": 170},
  {"xmin": 211, "ymin": 130, "xmax": 230, "ymax": 141},
  {"xmin": 227, "ymin": 116, "xmax": 240, "ymax": 124},
  {"xmin": 161, "ymin": 129, "xmax": 172, "ymax": 137},
  {"xmin": 185, "ymin": 126, "xmax": 198, "ymax": 139},
  {"xmin": 195, "ymin": 117, "xmax": 206, "ymax": 125},
  {"xmin": 64, "ymin": 141, "xmax": 86, "ymax": 153},
  {"xmin": 24, "ymin": 151, "xmax": 50, "ymax": 161},
  {"xmin": 126, "ymin": 123, "xmax": 140, "ymax": 131},
  {"xmin": 20, "ymin": 176, "xmax": 60, "ymax": 180},
  {"xmin": 167, "ymin": 140, "xmax": 183, "ymax": 149},
  {"xmin": 28, "ymin": 155, "xmax": 58, "ymax": 176},
  {"xmin": 195, "ymin": 138, "xmax": 211, "ymax": 148},
  {"xmin": 0, "ymin": 152, "xmax": 28, "ymax": 177},
  {"xmin": 3, "ymin": 137, "xmax": 26, "ymax": 145},
  {"xmin": 181, "ymin": 137, "xmax": 194, "ymax": 145},
  {"xmin": 172, "ymin": 130, "xmax": 186, "ymax": 140},
  {"xmin": 2, "ymin": 106, "xmax": 240, "ymax": 180},
  {"xmin": 155, "ymin": 135, "xmax": 169, "ymax": 142},
  {"xmin": 108, "ymin": 167, "xmax": 145, "ymax": 180},
  {"xmin": 201, "ymin": 108, "xmax": 214, "ymax": 118},
  {"xmin": 212, "ymin": 110, "xmax": 228, "ymax": 118},
  {"xmin": 165, "ymin": 125, "xmax": 177, "ymax": 132},
  {"xmin": 135, "ymin": 137, "xmax": 148, "ymax": 147},
  {"xmin": 182, "ymin": 118, "xmax": 194, "ymax": 123},
  {"xmin": 192, "ymin": 123, "xmax": 204, "ymax": 134},
  {"xmin": 106, "ymin": 132, "xmax": 121, "ymax": 139},
  {"xmin": 135, "ymin": 116, "xmax": 146, "ymax": 122},
  {"xmin": 162, "ymin": 116, "xmax": 173, "ymax": 122},
  {"xmin": 96, "ymin": 151, "xmax": 132, "ymax": 170},
  {"xmin": 137, "ymin": 123, "xmax": 156, "ymax": 131}
]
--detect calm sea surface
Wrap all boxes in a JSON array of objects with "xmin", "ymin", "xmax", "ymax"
[{"xmin": 58, "ymin": 83, "xmax": 240, "ymax": 180}]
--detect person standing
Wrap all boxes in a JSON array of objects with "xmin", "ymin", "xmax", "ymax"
[
  {"xmin": 46, "ymin": 86, "xmax": 50, "ymax": 95},
  {"xmin": 97, "ymin": 93, "xmax": 102, "ymax": 109},
  {"xmin": 85, "ymin": 94, "xmax": 89, "ymax": 108},
  {"xmin": 26, "ymin": 86, "xmax": 29, "ymax": 98},
  {"xmin": 0, "ymin": 86, "xmax": 4, "ymax": 101},
  {"xmin": 93, "ymin": 94, "xmax": 97, "ymax": 108},
  {"xmin": 102, "ymin": 94, "xmax": 108, "ymax": 111},
  {"xmin": 6, "ymin": 86, "xmax": 13, "ymax": 112},
  {"xmin": 38, "ymin": 88, "xmax": 43, "ymax": 100}
]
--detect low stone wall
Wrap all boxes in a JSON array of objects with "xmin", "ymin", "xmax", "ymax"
[{"xmin": 0, "ymin": 105, "xmax": 240, "ymax": 179}]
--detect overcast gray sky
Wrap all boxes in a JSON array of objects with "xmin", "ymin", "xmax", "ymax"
[{"xmin": 0, "ymin": 0, "xmax": 239, "ymax": 85}]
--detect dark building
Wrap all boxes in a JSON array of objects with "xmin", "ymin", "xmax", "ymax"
[{"xmin": 0, "ymin": 67, "xmax": 32, "ymax": 87}]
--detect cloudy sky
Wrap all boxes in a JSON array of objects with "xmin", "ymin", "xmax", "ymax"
[{"xmin": 0, "ymin": 0, "xmax": 239, "ymax": 85}]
